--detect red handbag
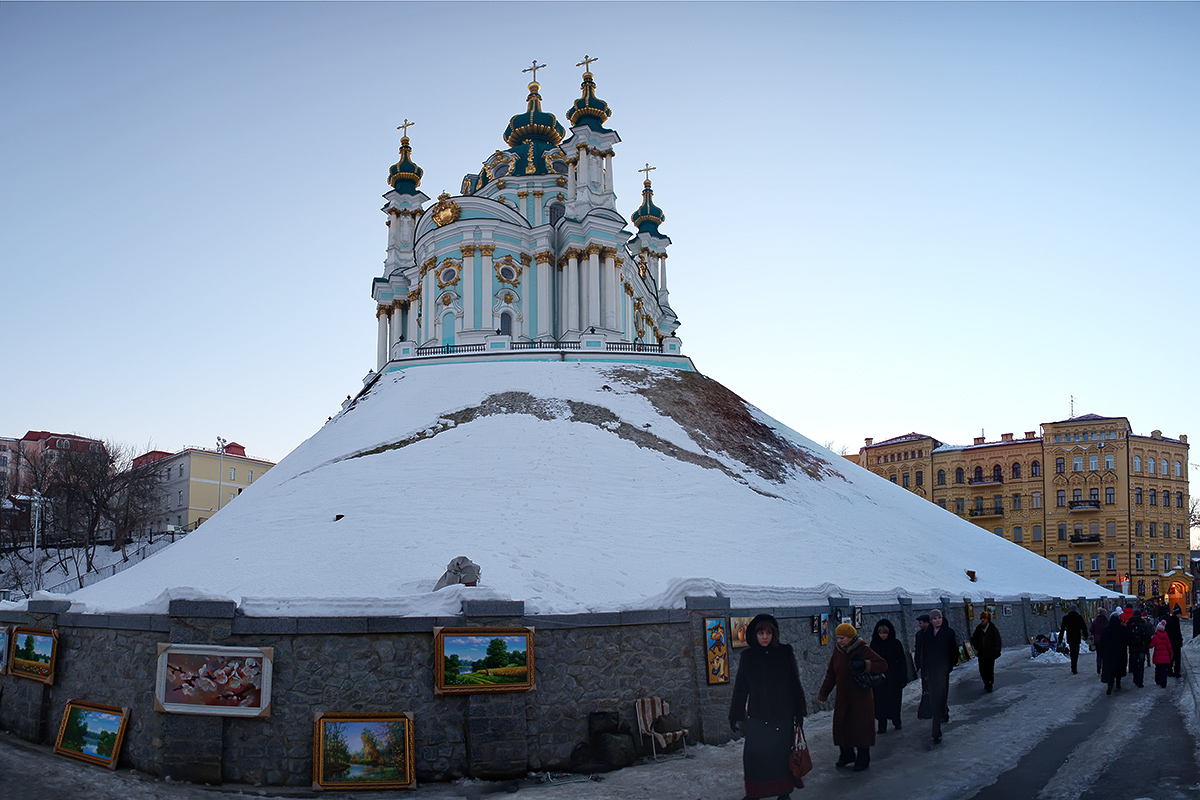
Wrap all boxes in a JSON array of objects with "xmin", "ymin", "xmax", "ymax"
[{"xmin": 789, "ymin": 727, "xmax": 813, "ymax": 787}]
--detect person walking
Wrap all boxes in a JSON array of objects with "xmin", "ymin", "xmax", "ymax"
[
  {"xmin": 816, "ymin": 623, "xmax": 887, "ymax": 772},
  {"xmin": 1100, "ymin": 607, "xmax": 1127, "ymax": 695},
  {"xmin": 1124, "ymin": 611, "xmax": 1151, "ymax": 688},
  {"xmin": 1090, "ymin": 608, "xmax": 1108, "ymax": 675},
  {"xmin": 869, "ymin": 619, "xmax": 908, "ymax": 733},
  {"xmin": 970, "ymin": 611, "xmax": 1002, "ymax": 692},
  {"xmin": 1060, "ymin": 606, "xmax": 1090, "ymax": 674},
  {"xmin": 729, "ymin": 613, "xmax": 807, "ymax": 800},
  {"xmin": 1165, "ymin": 608, "xmax": 1184, "ymax": 679},
  {"xmin": 915, "ymin": 608, "xmax": 958, "ymax": 743},
  {"xmin": 1150, "ymin": 621, "xmax": 1175, "ymax": 688}
]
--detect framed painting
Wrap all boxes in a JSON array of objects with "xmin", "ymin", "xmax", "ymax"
[
  {"xmin": 965, "ymin": 601, "xmax": 975, "ymax": 621},
  {"xmin": 704, "ymin": 617, "xmax": 729, "ymax": 685},
  {"xmin": 811, "ymin": 616, "xmax": 820, "ymax": 636},
  {"xmin": 1002, "ymin": 604, "xmax": 1013, "ymax": 617},
  {"xmin": 154, "ymin": 644, "xmax": 273, "ymax": 717},
  {"xmin": 730, "ymin": 616, "xmax": 753, "ymax": 648},
  {"xmin": 9, "ymin": 627, "xmax": 57, "ymax": 684},
  {"xmin": 985, "ymin": 603, "xmax": 997, "ymax": 619},
  {"xmin": 313, "ymin": 711, "xmax": 415, "ymax": 791},
  {"xmin": 434, "ymin": 627, "xmax": 534, "ymax": 694},
  {"xmin": 819, "ymin": 612, "xmax": 830, "ymax": 646},
  {"xmin": 853, "ymin": 607, "xmax": 863, "ymax": 628},
  {"xmin": 54, "ymin": 699, "xmax": 129, "ymax": 769},
  {"xmin": 0, "ymin": 626, "xmax": 9, "ymax": 675}
]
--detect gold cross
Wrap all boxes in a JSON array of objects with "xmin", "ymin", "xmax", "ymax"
[
  {"xmin": 576, "ymin": 54, "xmax": 598, "ymax": 72},
  {"xmin": 639, "ymin": 163, "xmax": 656, "ymax": 181},
  {"xmin": 522, "ymin": 60, "xmax": 545, "ymax": 82},
  {"xmin": 397, "ymin": 119, "xmax": 414, "ymax": 138}
]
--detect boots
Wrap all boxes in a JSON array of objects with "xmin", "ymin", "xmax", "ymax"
[
  {"xmin": 836, "ymin": 746, "xmax": 855, "ymax": 768},
  {"xmin": 878, "ymin": 720, "xmax": 887, "ymax": 734},
  {"xmin": 853, "ymin": 747, "xmax": 871, "ymax": 772}
]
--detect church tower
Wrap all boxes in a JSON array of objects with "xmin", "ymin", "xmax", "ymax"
[{"xmin": 370, "ymin": 59, "xmax": 682, "ymax": 372}]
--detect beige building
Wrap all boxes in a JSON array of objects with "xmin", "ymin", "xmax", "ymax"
[
  {"xmin": 132, "ymin": 442, "xmax": 275, "ymax": 534},
  {"xmin": 860, "ymin": 414, "xmax": 1191, "ymax": 609}
]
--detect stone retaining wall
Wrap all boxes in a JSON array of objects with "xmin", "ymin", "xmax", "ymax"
[{"xmin": 0, "ymin": 593, "xmax": 1110, "ymax": 787}]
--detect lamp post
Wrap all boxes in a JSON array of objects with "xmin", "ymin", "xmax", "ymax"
[
  {"xmin": 216, "ymin": 437, "xmax": 227, "ymax": 512},
  {"xmin": 31, "ymin": 489, "xmax": 43, "ymax": 591}
]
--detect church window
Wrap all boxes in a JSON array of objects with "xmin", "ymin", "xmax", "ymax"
[
  {"xmin": 439, "ymin": 266, "xmax": 458, "ymax": 284},
  {"xmin": 549, "ymin": 203, "xmax": 565, "ymax": 226},
  {"xmin": 499, "ymin": 265, "xmax": 517, "ymax": 282},
  {"xmin": 499, "ymin": 311, "xmax": 514, "ymax": 337}
]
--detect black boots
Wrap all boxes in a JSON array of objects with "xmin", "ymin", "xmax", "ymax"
[
  {"xmin": 836, "ymin": 746, "xmax": 855, "ymax": 768},
  {"xmin": 853, "ymin": 747, "xmax": 871, "ymax": 772},
  {"xmin": 878, "ymin": 720, "xmax": 887, "ymax": 734}
]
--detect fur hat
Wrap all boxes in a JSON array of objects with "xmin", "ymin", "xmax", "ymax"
[{"xmin": 835, "ymin": 622, "xmax": 857, "ymax": 638}]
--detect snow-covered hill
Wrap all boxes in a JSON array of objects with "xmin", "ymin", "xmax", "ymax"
[{"xmin": 53, "ymin": 360, "xmax": 1114, "ymax": 616}]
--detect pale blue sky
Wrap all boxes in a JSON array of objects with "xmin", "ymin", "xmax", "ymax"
[{"xmin": 2, "ymin": 3, "xmax": 1196, "ymax": 494}]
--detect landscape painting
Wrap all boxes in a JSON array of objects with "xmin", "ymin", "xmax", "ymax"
[
  {"xmin": 313, "ymin": 712, "xmax": 415, "ymax": 790},
  {"xmin": 434, "ymin": 627, "xmax": 534, "ymax": 694},
  {"xmin": 155, "ymin": 644, "xmax": 273, "ymax": 717},
  {"xmin": 704, "ymin": 617, "xmax": 729, "ymax": 685},
  {"xmin": 9, "ymin": 627, "xmax": 57, "ymax": 684},
  {"xmin": 53, "ymin": 699, "xmax": 129, "ymax": 769}
]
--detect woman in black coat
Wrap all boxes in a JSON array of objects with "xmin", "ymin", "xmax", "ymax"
[
  {"xmin": 869, "ymin": 619, "xmax": 908, "ymax": 733},
  {"xmin": 729, "ymin": 614, "xmax": 807, "ymax": 800},
  {"xmin": 1099, "ymin": 609, "xmax": 1128, "ymax": 695}
]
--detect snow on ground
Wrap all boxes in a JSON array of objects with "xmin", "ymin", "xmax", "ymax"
[{"xmin": 4, "ymin": 360, "xmax": 1118, "ymax": 618}]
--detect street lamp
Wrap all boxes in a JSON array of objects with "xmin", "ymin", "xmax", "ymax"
[
  {"xmin": 31, "ymin": 489, "xmax": 43, "ymax": 591},
  {"xmin": 216, "ymin": 437, "xmax": 227, "ymax": 512}
]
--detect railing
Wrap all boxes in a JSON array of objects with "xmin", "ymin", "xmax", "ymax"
[
  {"xmin": 1068, "ymin": 499, "xmax": 1101, "ymax": 511},
  {"xmin": 605, "ymin": 342, "xmax": 664, "ymax": 353},
  {"xmin": 968, "ymin": 476, "xmax": 1003, "ymax": 486},
  {"xmin": 1070, "ymin": 533, "xmax": 1101, "ymax": 543},
  {"xmin": 968, "ymin": 507, "xmax": 1004, "ymax": 518},
  {"xmin": 411, "ymin": 340, "xmax": 662, "ymax": 356},
  {"xmin": 42, "ymin": 533, "xmax": 187, "ymax": 594},
  {"xmin": 415, "ymin": 343, "xmax": 487, "ymax": 356}
]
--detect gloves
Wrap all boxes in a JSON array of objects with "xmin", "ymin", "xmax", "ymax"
[{"xmin": 730, "ymin": 719, "xmax": 741, "ymax": 734}]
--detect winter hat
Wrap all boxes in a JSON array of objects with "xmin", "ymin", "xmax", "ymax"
[
  {"xmin": 836, "ymin": 622, "xmax": 857, "ymax": 638},
  {"xmin": 1113, "ymin": 606, "xmax": 1123, "ymax": 616},
  {"xmin": 1157, "ymin": 621, "xmax": 1166, "ymax": 632}
]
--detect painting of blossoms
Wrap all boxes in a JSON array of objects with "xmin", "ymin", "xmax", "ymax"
[{"xmin": 154, "ymin": 644, "xmax": 274, "ymax": 717}]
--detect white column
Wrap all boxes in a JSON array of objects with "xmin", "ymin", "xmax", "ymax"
[
  {"xmin": 603, "ymin": 153, "xmax": 613, "ymax": 192},
  {"xmin": 480, "ymin": 245, "xmax": 495, "ymax": 331},
  {"xmin": 390, "ymin": 303, "xmax": 402, "ymax": 348},
  {"xmin": 537, "ymin": 254, "xmax": 552, "ymax": 339},
  {"xmin": 602, "ymin": 251, "xmax": 617, "ymax": 330},
  {"xmin": 424, "ymin": 267, "xmax": 435, "ymax": 344},
  {"xmin": 567, "ymin": 252, "xmax": 580, "ymax": 332},
  {"xmin": 460, "ymin": 245, "xmax": 476, "ymax": 332},
  {"xmin": 586, "ymin": 246, "xmax": 601, "ymax": 328},
  {"xmin": 405, "ymin": 300, "xmax": 416, "ymax": 343},
  {"xmin": 376, "ymin": 309, "xmax": 388, "ymax": 370},
  {"xmin": 658, "ymin": 252, "xmax": 668, "ymax": 293},
  {"xmin": 578, "ymin": 146, "xmax": 589, "ymax": 187}
]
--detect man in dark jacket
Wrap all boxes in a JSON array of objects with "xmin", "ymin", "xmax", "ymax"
[
  {"xmin": 1165, "ymin": 608, "xmax": 1184, "ymax": 678},
  {"xmin": 915, "ymin": 609, "xmax": 957, "ymax": 743},
  {"xmin": 1124, "ymin": 611, "xmax": 1151, "ymax": 688},
  {"xmin": 1060, "ymin": 607, "xmax": 1090, "ymax": 674}
]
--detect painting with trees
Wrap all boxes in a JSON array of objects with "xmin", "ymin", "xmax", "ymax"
[
  {"xmin": 433, "ymin": 627, "xmax": 535, "ymax": 694},
  {"xmin": 9, "ymin": 627, "xmax": 57, "ymax": 684},
  {"xmin": 312, "ymin": 712, "xmax": 415, "ymax": 790},
  {"xmin": 53, "ymin": 699, "xmax": 129, "ymax": 769},
  {"xmin": 154, "ymin": 643, "xmax": 273, "ymax": 717}
]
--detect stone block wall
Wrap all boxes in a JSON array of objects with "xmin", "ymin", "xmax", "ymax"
[{"xmin": 0, "ymin": 593, "xmax": 1111, "ymax": 788}]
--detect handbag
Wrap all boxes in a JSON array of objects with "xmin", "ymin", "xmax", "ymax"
[
  {"xmin": 789, "ymin": 727, "xmax": 813, "ymax": 787},
  {"xmin": 853, "ymin": 671, "xmax": 887, "ymax": 690}
]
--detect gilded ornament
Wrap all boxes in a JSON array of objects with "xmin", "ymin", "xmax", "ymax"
[
  {"xmin": 430, "ymin": 193, "xmax": 461, "ymax": 227},
  {"xmin": 442, "ymin": 294, "xmax": 453, "ymax": 306},
  {"xmin": 460, "ymin": 244, "xmax": 476, "ymax": 257},
  {"xmin": 519, "ymin": 253, "xmax": 532, "ymax": 266},
  {"xmin": 497, "ymin": 180, "xmax": 507, "ymax": 189},
  {"xmin": 534, "ymin": 251, "xmax": 554, "ymax": 264},
  {"xmin": 517, "ymin": 191, "xmax": 529, "ymax": 199},
  {"xmin": 556, "ymin": 178, "xmax": 567, "ymax": 187},
  {"xmin": 480, "ymin": 245, "xmax": 496, "ymax": 256},
  {"xmin": 503, "ymin": 292, "xmax": 514, "ymax": 304},
  {"xmin": 407, "ymin": 289, "xmax": 420, "ymax": 302},
  {"xmin": 565, "ymin": 248, "xmax": 582, "ymax": 260},
  {"xmin": 584, "ymin": 243, "xmax": 602, "ymax": 257},
  {"xmin": 376, "ymin": 305, "xmax": 390, "ymax": 318},
  {"xmin": 532, "ymin": 189, "xmax": 545, "ymax": 198},
  {"xmin": 600, "ymin": 247, "xmax": 618, "ymax": 259}
]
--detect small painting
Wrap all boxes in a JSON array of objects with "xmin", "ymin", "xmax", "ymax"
[
  {"xmin": 704, "ymin": 617, "xmax": 729, "ymax": 685},
  {"xmin": 313, "ymin": 712, "xmax": 415, "ymax": 791},
  {"xmin": 985, "ymin": 603, "xmax": 997, "ymax": 619},
  {"xmin": 1002, "ymin": 604, "xmax": 1013, "ymax": 617},
  {"xmin": 54, "ymin": 699, "xmax": 129, "ymax": 769},
  {"xmin": 811, "ymin": 616, "xmax": 820, "ymax": 636},
  {"xmin": 0, "ymin": 626, "xmax": 9, "ymax": 675},
  {"xmin": 155, "ymin": 644, "xmax": 273, "ymax": 717},
  {"xmin": 853, "ymin": 607, "xmax": 863, "ymax": 628},
  {"xmin": 730, "ymin": 616, "xmax": 754, "ymax": 649},
  {"xmin": 819, "ymin": 612, "xmax": 830, "ymax": 646},
  {"xmin": 434, "ymin": 627, "xmax": 534, "ymax": 694},
  {"xmin": 966, "ymin": 601, "xmax": 975, "ymax": 621},
  {"xmin": 9, "ymin": 627, "xmax": 57, "ymax": 684}
]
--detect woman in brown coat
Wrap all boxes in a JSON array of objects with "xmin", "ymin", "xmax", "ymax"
[{"xmin": 816, "ymin": 622, "xmax": 888, "ymax": 772}]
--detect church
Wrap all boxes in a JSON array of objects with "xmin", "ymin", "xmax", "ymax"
[{"xmin": 369, "ymin": 58, "xmax": 682, "ymax": 369}]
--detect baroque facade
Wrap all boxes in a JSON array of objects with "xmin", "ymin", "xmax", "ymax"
[
  {"xmin": 369, "ymin": 60, "xmax": 681, "ymax": 370},
  {"xmin": 859, "ymin": 414, "xmax": 1191, "ymax": 608}
]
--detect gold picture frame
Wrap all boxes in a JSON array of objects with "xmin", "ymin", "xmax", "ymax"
[
  {"xmin": 433, "ymin": 627, "xmax": 534, "ymax": 695},
  {"xmin": 9, "ymin": 627, "xmax": 57, "ymax": 684},
  {"xmin": 54, "ymin": 699, "xmax": 129, "ymax": 769},
  {"xmin": 313, "ymin": 711, "xmax": 415, "ymax": 791}
]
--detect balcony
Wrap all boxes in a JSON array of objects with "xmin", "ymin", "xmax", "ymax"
[
  {"xmin": 1068, "ymin": 499, "xmax": 1101, "ymax": 512},
  {"xmin": 968, "ymin": 507, "xmax": 1005, "ymax": 518},
  {"xmin": 1069, "ymin": 533, "xmax": 1101, "ymax": 544},
  {"xmin": 968, "ymin": 476, "xmax": 1003, "ymax": 486}
]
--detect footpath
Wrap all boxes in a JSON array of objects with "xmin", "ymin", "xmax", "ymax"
[{"xmin": 1, "ymin": 638, "xmax": 1198, "ymax": 800}]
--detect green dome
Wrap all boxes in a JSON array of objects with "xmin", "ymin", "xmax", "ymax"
[
  {"xmin": 566, "ymin": 71, "xmax": 611, "ymax": 131},
  {"xmin": 504, "ymin": 82, "xmax": 566, "ymax": 149},
  {"xmin": 631, "ymin": 179, "xmax": 665, "ymax": 234},
  {"xmin": 387, "ymin": 136, "xmax": 423, "ymax": 194}
]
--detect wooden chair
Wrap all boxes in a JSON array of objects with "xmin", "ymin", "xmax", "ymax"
[{"xmin": 634, "ymin": 696, "xmax": 688, "ymax": 760}]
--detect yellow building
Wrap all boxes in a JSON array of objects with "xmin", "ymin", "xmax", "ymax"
[
  {"xmin": 860, "ymin": 415, "xmax": 1190, "ymax": 608},
  {"xmin": 133, "ymin": 442, "xmax": 275, "ymax": 534}
]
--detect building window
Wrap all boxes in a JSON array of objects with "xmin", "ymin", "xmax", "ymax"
[
  {"xmin": 1133, "ymin": 456, "xmax": 1141, "ymax": 472},
  {"xmin": 1012, "ymin": 493, "xmax": 1022, "ymax": 510},
  {"xmin": 1107, "ymin": 581, "xmax": 1117, "ymax": 591},
  {"xmin": 177, "ymin": 490, "xmax": 183, "ymax": 507},
  {"xmin": 994, "ymin": 527, "xmax": 1004, "ymax": 537},
  {"xmin": 1012, "ymin": 463, "xmax": 1022, "ymax": 479},
  {"xmin": 1090, "ymin": 487, "xmax": 1099, "ymax": 502},
  {"xmin": 1090, "ymin": 521, "xmax": 1099, "ymax": 537},
  {"xmin": 1055, "ymin": 435, "xmax": 1062, "ymax": 443},
  {"xmin": 938, "ymin": 499, "xmax": 946, "ymax": 509},
  {"xmin": 1072, "ymin": 489, "xmax": 1082, "ymax": 502},
  {"xmin": 993, "ymin": 495, "xmax": 1003, "ymax": 513},
  {"xmin": 1091, "ymin": 554, "xmax": 1100, "ymax": 571},
  {"xmin": 178, "ymin": 465, "xmax": 184, "ymax": 478},
  {"xmin": 1135, "ymin": 553, "xmax": 1144, "ymax": 570},
  {"xmin": 1105, "ymin": 487, "xmax": 1115, "ymax": 504},
  {"xmin": 248, "ymin": 470, "xmax": 253, "ymax": 482},
  {"xmin": 1148, "ymin": 458, "xmax": 1156, "ymax": 474},
  {"xmin": 1075, "ymin": 555, "xmax": 1084, "ymax": 571},
  {"xmin": 993, "ymin": 465, "xmax": 1003, "ymax": 482},
  {"xmin": 1149, "ymin": 489, "xmax": 1156, "ymax": 506},
  {"xmin": 1031, "ymin": 461, "xmax": 1041, "ymax": 477},
  {"xmin": 890, "ymin": 474, "xmax": 897, "ymax": 483},
  {"xmin": 1105, "ymin": 453, "xmax": 1114, "ymax": 470},
  {"xmin": 937, "ymin": 469, "xmax": 946, "ymax": 485},
  {"xmin": 1032, "ymin": 492, "xmax": 1042, "ymax": 508},
  {"xmin": 1089, "ymin": 455, "xmax": 1098, "ymax": 471},
  {"xmin": 1056, "ymin": 458, "xmax": 1065, "ymax": 474},
  {"xmin": 955, "ymin": 468, "xmax": 964, "ymax": 484},
  {"xmin": 903, "ymin": 473, "xmax": 910, "ymax": 488},
  {"xmin": 1072, "ymin": 456, "xmax": 1083, "ymax": 472},
  {"xmin": 1149, "ymin": 553, "xmax": 1157, "ymax": 572},
  {"xmin": 1107, "ymin": 521, "xmax": 1116, "ymax": 537},
  {"xmin": 1013, "ymin": 526, "xmax": 1023, "ymax": 542},
  {"xmin": 229, "ymin": 467, "xmax": 236, "ymax": 481},
  {"xmin": 1178, "ymin": 554, "xmax": 1185, "ymax": 569},
  {"xmin": 1177, "ymin": 525, "xmax": 1184, "ymax": 539},
  {"xmin": 1058, "ymin": 524, "xmax": 1067, "ymax": 540},
  {"xmin": 1032, "ymin": 525, "xmax": 1042, "ymax": 541},
  {"xmin": 916, "ymin": 470, "xmax": 923, "ymax": 486},
  {"xmin": 1059, "ymin": 555, "xmax": 1069, "ymax": 568},
  {"xmin": 1176, "ymin": 492, "xmax": 1183, "ymax": 508},
  {"xmin": 1057, "ymin": 490, "xmax": 1066, "ymax": 507},
  {"xmin": 1074, "ymin": 523, "xmax": 1083, "ymax": 539},
  {"xmin": 974, "ymin": 466, "xmax": 984, "ymax": 483},
  {"xmin": 1149, "ymin": 523, "xmax": 1156, "ymax": 538},
  {"xmin": 1176, "ymin": 460, "xmax": 1183, "ymax": 477},
  {"xmin": 974, "ymin": 497, "xmax": 984, "ymax": 511},
  {"xmin": 1135, "ymin": 521, "xmax": 1143, "ymax": 537},
  {"xmin": 955, "ymin": 498, "xmax": 965, "ymax": 514},
  {"xmin": 1134, "ymin": 488, "xmax": 1142, "ymax": 504},
  {"xmin": 1107, "ymin": 552, "xmax": 1117, "ymax": 570}
]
